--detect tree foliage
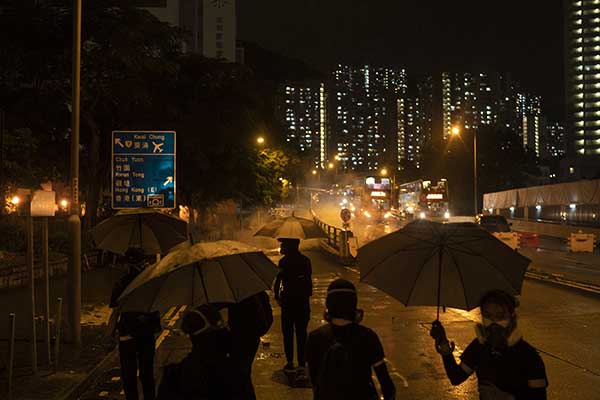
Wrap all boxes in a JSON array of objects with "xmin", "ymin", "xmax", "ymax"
[{"xmin": 0, "ymin": 0, "xmax": 290, "ymax": 223}]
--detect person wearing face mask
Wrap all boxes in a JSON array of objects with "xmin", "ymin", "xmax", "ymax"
[
  {"xmin": 430, "ymin": 289, "xmax": 548, "ymax": 400},
  {"xmin": 305, "ymin": 279, "xmax": 396, "ymax": 400}
]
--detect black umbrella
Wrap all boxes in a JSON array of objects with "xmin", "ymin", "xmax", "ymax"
[{"xmin": 358, "ymin": 220, "xmax": 531, "ymax": 319}]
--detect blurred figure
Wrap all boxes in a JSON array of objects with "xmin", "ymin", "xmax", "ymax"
[
  {"xmin": 157, "ymin": 304, "xmax": 241, "ymax": 400},
  {"xmin": 110, "ymin": 248, "xmax": 161, "ymax": 400},
  {"xmin": 306, "ymin": 279, "xmax": 396, "ymax": 400},
  {"xmin": 430, "ymin": 289, "xmax": 548, "ymax": 399},
  {"xmin": 274, "ymin": 238, "xmax": 312, "ymax": 378},
  {"xmin": 227, "ymin": 291, "xmax": 273, "ymax": 399}
]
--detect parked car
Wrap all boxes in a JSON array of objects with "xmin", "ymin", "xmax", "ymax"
[{"xmin": 477, "ymin": 215, "xmax": 512, "ymax": 233}]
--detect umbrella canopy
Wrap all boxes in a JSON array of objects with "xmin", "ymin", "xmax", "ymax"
[
  {"xmin": 358, "ymin": 220, "xmax": 531, "ymax": 318},
  {"xmin": 93, "ymin": 208, "xmax": 188, "ymax": 255},
  {"xmin": 117, "ymin": 240, "xmax": 278, "ymax": 312},
  {"xmin": 254, "ymin": 215, "xmax": 326, "ymax": 239}
]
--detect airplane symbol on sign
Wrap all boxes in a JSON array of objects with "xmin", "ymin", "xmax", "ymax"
[
  {"xmin": 152, "ymin": 141, "xmax": 164, "ymax": 153},
  {"xmin": 115, "ymin": 138, "xmax": 124, "ymax": 148}
]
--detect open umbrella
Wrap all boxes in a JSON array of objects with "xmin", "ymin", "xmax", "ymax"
[
  {"xmin": 358, "ymin": 220, "xmax": 530, "ymax": 319},
  {"xmin": 254, "ymin": 214, "xmax": 326, "ymax": 239},
  {"xmin": 117, "ymin": 240, "xmax": 278, "ymax": 312},
  {"xmin": 93, "ymin": 208, "xmax": 188, "ymax": 255}
]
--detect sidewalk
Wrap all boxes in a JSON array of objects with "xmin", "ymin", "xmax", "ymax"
[{"xmin": 0, "ymin": 267, "xmax": 123, "ymax": 400}]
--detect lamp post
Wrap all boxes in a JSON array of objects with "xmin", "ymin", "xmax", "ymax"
[
  {"xmin": 451, "ymin": 126, "xmax": 478, "ymax": 215},
  {"xmin": 67, "ymin": 0, "xmax": 82, "ymax": 346}
]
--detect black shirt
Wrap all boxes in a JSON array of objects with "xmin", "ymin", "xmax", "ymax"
[
  {"xmin": 306, "ymin": 323, "xmax": 385, "ymax": 400},
  {"xmin": 460, "ymin": 338, "xmax": 547, "ymax": 399},
  {"xmin": 274, "ymin": 252, "xmax": 312, "ymax": 300}
]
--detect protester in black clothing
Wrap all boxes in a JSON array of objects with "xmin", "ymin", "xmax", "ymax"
[
  {"xmin": 157, "ymin": 304, "xmax": 241, "ymax": 400},
  {"xmin": 109, "ymin": 248, "xmax": 161, "ymax": 400},
  {"xmin": 227, "ymin": 291, "xmax": 273, "ymax": 400},
  {"xmin": 306, "ymin": 279, "xmax": 396, "ymax": 400},
  {"xmin": 273, "ymin": 238, "xmax": 312, "ymax": 377},
  {"xmin": 430, "ymin": 289, "xmax": 548, "ymax": 400}
]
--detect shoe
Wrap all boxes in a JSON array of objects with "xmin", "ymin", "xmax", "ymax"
[{"xmin": 283, "ymin": 362, "xmax": 295, "ymax": 372}]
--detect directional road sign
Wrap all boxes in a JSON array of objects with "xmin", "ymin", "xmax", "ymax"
[{"xmin": 112, "ymin": 131, "xmax": 176, "ymax": 209}]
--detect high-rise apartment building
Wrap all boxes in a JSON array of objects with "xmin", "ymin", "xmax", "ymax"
[
  {"xmin": 135, "ymin": 0, "xmax": 239, "ymax": 62},
  {"xmin": 541, "ymin": 122, "xmax": 566, "ymax": 159},
  {"xmin": 517, "ymin": 93, "xmax": 542, "ymax": 157},
  {"xmin": 329, "ymin": 65, "xmax": 406, "ymax": 172},
  {"xmin": 279, "ymin": 82, "xmax": 327, "ymax": 169},
  {"xmin": 565, "ymin": 0, "xmax": 600, "ymax": 156}
]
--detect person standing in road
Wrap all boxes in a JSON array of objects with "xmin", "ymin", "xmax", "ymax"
[
  {"xmin": 305, "ymin": 279, "xmax": 396, "ymax": 400},
  {"xmin": 227, "ymin": 290, "xmax": 273, "ymax": 399},
  {"xmin": 109, "ymin": 248, "xmax": 161, "ymax": 400},
  {"xmin": 430, "ymin": 289, "xmax": 548, "ymax": 399},
  {"xmin": 274, "ymin": 238, "xmax": 312, "ymax": 379},
  {"xmin": 157, "ymin": 304, "xmax": 242, "ymax": 400}
]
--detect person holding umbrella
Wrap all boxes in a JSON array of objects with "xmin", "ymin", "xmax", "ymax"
[
  {"xmin": 274, "ymin": 238, "xmax": 313, "ymax": 379},
  {"xmin": 430, "ymin": 289, "xmax": 548, "ymax": 399},
  {"xmin": 109, "ymin": 247, "xmax": 162, "ymax": 400}
]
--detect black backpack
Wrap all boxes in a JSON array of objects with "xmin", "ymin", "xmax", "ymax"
[{"xmin": 316, "ymin": 325, "xmax": 356, "ymax": 400}]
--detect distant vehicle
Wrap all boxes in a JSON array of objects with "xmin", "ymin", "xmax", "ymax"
[
  {"xmin": 477, "ymin": 215, "xmax": 511, "ymax": 233},
  {"xmin": 398, "ymin": 179, "xmax": 450, "ymax": 222},
  {"xmin": 357, "ymin": 176, "xmax": 392, "ymax": 224}
]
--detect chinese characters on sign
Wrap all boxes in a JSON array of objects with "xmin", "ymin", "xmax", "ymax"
[{"xmin": 112, "ymin": 131, "xmax": 176, "ymax": 209}]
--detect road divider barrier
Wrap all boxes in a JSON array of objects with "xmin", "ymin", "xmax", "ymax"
[
  {"xmin": 492, "ymin": 232, "xmax": 520, "ymax": 250},
  {"xmin": 569, "ymin": 231, "xmax": 596, "ymax": 253},
  {"xmin": 311, "ymin": 210, "xmax": 355, "ymax": 265}
]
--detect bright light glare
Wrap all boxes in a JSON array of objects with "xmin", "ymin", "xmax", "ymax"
[
  {"xmin": 380, "ymin": 168, "xmax": 388, "ymax": 176},
  {"xmin": 328, "ymin": 162, "xmax": 334, "ymax": 169},
  {"xmin": 11, "ymin": 196, "xmax": 20, "ymax": 205},
  {"xmin": 312, "ymin": 170, "xmax": 317, "ymax": 175},
  {"xmin": 488, "ymin": 208, "xmax": 493, "ymax": 214},
  {"xmin": 419, "ymin": 212, "xmax": 426, "ymax": 219},
  {"xmin": 407, "ymin": 206, "xmax": 415, "ymax": 214},
  {"xmin": 363, "ymin": 210, "xmax": 372, "ymax": 218},
  {"xmin": 509, "ymin": 206, "xmax": 515, "ymax": 212},
  {"xmin": 569, "ymin": 203, "xmax": 577, "ymax": 210},
  {"xmin": 384, "ymin": 212, "xmax": 391, "ymax": 219},
  {"xmin": 536, "ymin": 205, "xmax": 542, "ymax": 211},
  {"xmin": 256, "ymin": 137, "xmax": 265, "ymax": 144},
  {"xmin": 451, "ymin": 126, "xmax": 460, "ymax": 135},
  {"xmin": 60, "ymin": 199, "xmax": 68, "ymax": 208},
  {"xmin": 444, "ymin": 211, "xmax": 450, "ymax": 219}
]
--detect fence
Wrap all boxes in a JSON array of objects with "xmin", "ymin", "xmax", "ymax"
[{"xmin": 311, "ymin": 210, "xmax": 354, "ymax": 263}]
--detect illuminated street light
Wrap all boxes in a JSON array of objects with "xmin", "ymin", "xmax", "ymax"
[
  {"xmin": 60, "ymin": 199, "xmax": 69, "ymax": 210},
  {"xmin": 256, "ymin": 136, "xmax": 265, "ymax": 145},
  {"xmin": 380, "ymin": 168, "xmax": 388, "ymax": 176},
  {"xmin": 451, "ymin": 126, "xmax": 460, "ymax": 136},
  {"xmin": 312, "ymin": 170, "xmax": 317, "ymax": 175},
  {"xmin": 11, "ymin": 195, "xmax": 20, "ymax": 205},
  {"xmin": 328, "ymin": 162, "xmax": 334, "ymax": 169}
]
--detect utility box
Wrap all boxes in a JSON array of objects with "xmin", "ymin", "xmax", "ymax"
[
  {"xmin": 569, "ymin": 231, "xmax": 595, "ymax": 253},
  {"xmin": 492, "ymin": 232, "xmax": 520, "ymax": 250}
]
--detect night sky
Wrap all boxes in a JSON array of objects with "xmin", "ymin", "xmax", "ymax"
[{"xmin": 238, "ymin": 0, "xmax": 564, "ymax": 120}]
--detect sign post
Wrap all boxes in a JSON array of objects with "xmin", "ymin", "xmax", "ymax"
[{"xmin": 112, "ymin": 131, "xmax": 176, "ymax": 209}]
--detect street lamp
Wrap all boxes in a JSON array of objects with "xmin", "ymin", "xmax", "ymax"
[
  {"xmin": 451, "ymin": 125, "xmax": 478, "ymax": 215},
  {"xmin": 380, "ymin": 167, "xmax": 388, "ymax": 176},
  {"xmin": 256, "ymin": 136, "xmax": 265, "ymax": 145},
  {"xmin": 328, "ymin": 162, "xmax": 334, "ymax": 169},
  {"xmin": 311, "ymin": 169, "xmax": 317, "ymax": 175}
]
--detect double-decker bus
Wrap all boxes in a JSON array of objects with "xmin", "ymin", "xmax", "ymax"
[
  {"xmin": 398, "ymin": 179, "xmax": 450, "ymax": 221},
  {"xmin": 355, "ymin": 176, "xmax": 392, "ymax": 223}
]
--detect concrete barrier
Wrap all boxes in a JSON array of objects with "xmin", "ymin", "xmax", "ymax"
[
  {"xmin": 569, "ymin": 231, "xmax": 596, "ymax": 253},
  {"xmin": 508, "ymin": 218, "xmax": 600, "ymax": 240},
  {"xmin": 492, "ymin": 232, "xmax": 520, "ymax": 250}
]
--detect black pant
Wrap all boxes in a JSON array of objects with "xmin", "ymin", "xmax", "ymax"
[
  {"xmin": 119, "ymin": 335, "xmax": 156, "ymax": 400},
  {"xmin": 231, "ymin": 336, "xmax": 261, "ymax": 400},
  {"xmin": 281, "ymin": 298, "xmax": 310, "ymax": 366}
]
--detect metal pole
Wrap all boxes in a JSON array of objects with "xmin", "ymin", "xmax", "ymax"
[
  {"xmin": 54, "ymin": 297, "xmax": 63, "ymax": 370},
  {"xmin": 27, "ymin": 199, "xmax": 37, "ymax": 374},
  {"xmin": 0, "ymin": 109, "xmax": 5, "ymax": 198},
  {"xmin": 68, "ymin": 0, "xmax": 82, "ymax": 346},
  {"xmin": 473, "ymin": 131, "xmax": 478, "ymax": 216},
  {"xmin": 43, "ymin": 217, "xmax": 51, "ymax": 365},
  {"xmin": 8, "ymin": 313, "xmax": 16, "ymax": 400}
]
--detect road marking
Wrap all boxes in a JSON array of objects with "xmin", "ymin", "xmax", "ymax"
[{"xmin": 155, "ymin": 305, "xmax": 187, "ymax": 349}]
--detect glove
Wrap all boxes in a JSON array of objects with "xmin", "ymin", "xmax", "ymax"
[{"xmin": 430, "ymin": 320, "xmax": 454, "ymax": 356}]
